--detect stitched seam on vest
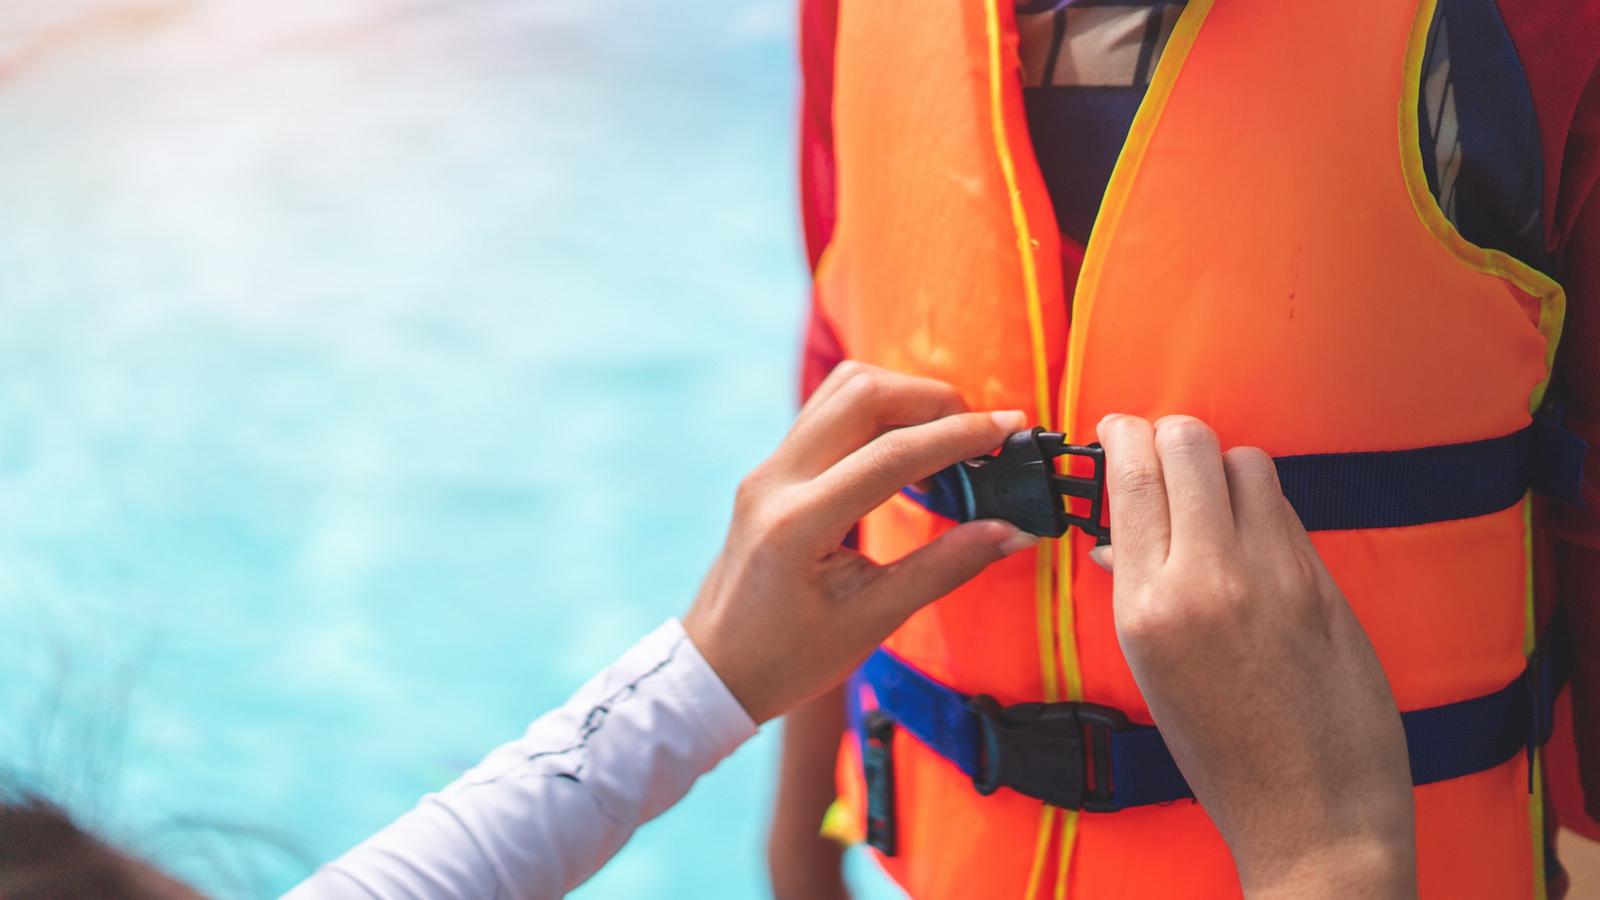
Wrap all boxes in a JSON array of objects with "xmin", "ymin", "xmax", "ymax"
[{"xmin": 1400, "ymin": 0, "xmax": 1566, "ymax": 415}]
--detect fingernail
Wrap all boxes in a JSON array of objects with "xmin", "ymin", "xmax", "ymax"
[
  {"xmin": 1088, "ymin": 544, "xmax": 1114, "ymax": 573},
  {"xmin": 998, "ymin": 528, "xmax": 1039, "ymax": 555},
  {"xmin": 991, "ymin": 410, "xmax": 1027, "ymax": 432}
]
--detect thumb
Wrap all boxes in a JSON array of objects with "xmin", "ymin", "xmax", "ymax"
[
  {"xmin": 866, "ymin": 520, "xmax": 1036, "ymax": 627},
  {"xmin": 1089, "ymin": 543, "xmax": 1114, "ymax": 572}
]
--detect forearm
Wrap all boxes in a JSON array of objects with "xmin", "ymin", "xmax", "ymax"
[
  {"xmin": 286, "ymin": 620, "xmax": 757, "ymax": 900},
  {"xmin": 768, "ymin": 686, "xmax": 847, "ymax": 898}
]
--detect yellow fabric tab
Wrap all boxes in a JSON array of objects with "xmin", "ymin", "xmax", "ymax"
[{"xmin": 820, "ymin": 797, "xmax": 865, "ymax": 846}]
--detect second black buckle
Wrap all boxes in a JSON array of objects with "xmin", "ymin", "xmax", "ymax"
[
  {"xmin": 968, "ymin": 694, "xmax": 1129, "ymax": 812},
  {"xmin": 960, "ymin": 428, "xmax": 1108, "ymax": 541}
]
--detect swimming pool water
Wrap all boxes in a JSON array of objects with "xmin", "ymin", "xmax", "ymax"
[{"xmin": 0, "ymin": 3, "xmax": 899, "ymax": 896}]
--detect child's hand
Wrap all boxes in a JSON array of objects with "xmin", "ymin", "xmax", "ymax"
[
  {"xmin": 684, "ymin": 362, "xmax": 1035, "ymax": 724},
  {"xmin": 1096, "ymin": 415, "xmax": 1415, "ymax": 899}
]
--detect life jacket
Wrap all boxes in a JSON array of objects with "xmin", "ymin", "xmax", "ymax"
[{"xmin": 815, "ymin": 0, "xmax": 1570, "ymax": 897}]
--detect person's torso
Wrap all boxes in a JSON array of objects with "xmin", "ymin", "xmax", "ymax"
[{"xmin": 818, "ymin": 1, "xmax": 1563, "ymax": 897}]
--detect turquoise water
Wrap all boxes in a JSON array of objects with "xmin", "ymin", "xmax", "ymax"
[{"xmin": 0, "ymin": 3, "xmax": 895, "ymax": 896}]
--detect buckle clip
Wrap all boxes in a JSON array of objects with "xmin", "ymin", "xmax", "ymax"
[
  {"xmin": 969, "ymin": 694, "xmax": 1128, "ymax": 812},
  {"xmin": 862, "ymin": 710, "xmax": 898, "ymax": 855},
  {"xmin": 961, "ymin": 428, "xmax": 1108, "ymax": 541}
]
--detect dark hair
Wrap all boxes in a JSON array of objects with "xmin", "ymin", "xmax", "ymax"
[{"xmin": 0, "ymin": 792, "xmax": 202, "ymax": 900}]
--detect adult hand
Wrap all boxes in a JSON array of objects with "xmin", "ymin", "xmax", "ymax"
[
  {"xmin": 684, "ymin": 362, "xmax": 1036, "ymax": 724},
  {"xmin": 1096, "ymin": 414, "xmax": 1416, "ymax": 900}
]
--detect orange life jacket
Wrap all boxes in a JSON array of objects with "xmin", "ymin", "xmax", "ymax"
[{"xmin": 816, "ymin": 0, "xmax": 1568, "ymax": 897}]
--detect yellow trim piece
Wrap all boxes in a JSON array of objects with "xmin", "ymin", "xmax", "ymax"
[
  {"xmin": 1035, "ymin": 546, "xmax": 1061, "ymax": 703},
  {"xmin": 820, "ymin": 797, "xmax": 865, "ymax": 846},
  {"xmin": 1399, "ymin": 0, "xmax": 1566, "ymax": 413},
  {"xmin": 1054, "ymin": 539, "xmax": 1083, "ymax": 701},
  {"xmin": 1532, "ymin": 752, "xmax": 1548, "ymax": 900},
  {"xmin": 1413, "ymin": 0, "xmax": 1579, "ymax": 852},
  {"xmin": 1054, "ymin": 811, "xmax": 1078, "ymax": 900},
  {"xmin": 983, "ymin": 1, "xmax": 1065, "ymax": 890},
  {"xmin": 1044, "ymin": 4, "xmax": 1213, "ymax": 897},
  {"xmin": 1406, "ymin": 2, "xmax": 1561, "ymax": 891},
  {"xmin": 1523, "ymin": 498, "xmax": 1547, "ymax": 900},
  {"xmin": 983, "ymin": 0, "xmax": 1054, "ymax": 435},
  {"xmin": 1062, "ymin": 0, "xmax": 1214, "ymax": 436},
  {"xmin": 1023, "ymin": 805, "xmax": 1059, "ymax": 900},
  {"xmin": 1408, "ymin": 0, "xmax": 1560, "ymax": 874},
  {"xmin": 1523, "ymin": 500, "xmax": 1538, "ymax": 657}
]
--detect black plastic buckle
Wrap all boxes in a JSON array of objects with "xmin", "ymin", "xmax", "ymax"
[
  {"xmin": 863, "ymin": 710, "xmax": 898, "ymax": 855},
  {"xmin": 969, "ymin": 694, "xmax": 1129, "ymax": 812},
  {"xmin": 962, "ymin": 428, "xmax": 1108, "ymax": 541}
]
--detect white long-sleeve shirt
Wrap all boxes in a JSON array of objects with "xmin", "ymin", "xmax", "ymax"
[{"xmin": 284, "ymin": 619, "xmax": 758, "ymax": 900}]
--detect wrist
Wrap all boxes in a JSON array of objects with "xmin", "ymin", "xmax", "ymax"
[
  {"xmin": 681, "ymin": 609, "xmax": 767, "ymax": 722},
  {"xmin": 1239, "ymin": 834, "xmax": 1415, "ymax": 900}
]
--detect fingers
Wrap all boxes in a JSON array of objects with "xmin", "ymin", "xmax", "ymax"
[
  {"xmin": 778, "ymin": 364, "xmax": 973, "ymax": 478},
  {"xmin": 789, "ymin": 360, "xmax": 866, "ymax": 435},
  {"xmin": 795, "ymin": 360, "xmax": 863, "ymax": 418},
  {"xmin": 1153, "ymin": 416, "xmax": 1235, "ymax": 555},
  {"xmin": 1221, "ymin": 446, "xmax": 1288, "ymax": 541},
  {"xmin": 806, "ymin": 409, "xmax": 1027, "ymax": 541},
  {"xmin": 861, "ymin": 520, "xmax": 1035, "ymax": 630},
  {"xmin": 1097, "ymin": 415, "xmax": 1171, "ymax": 574},
  {"xmin": 1221, "ymin": 446, "xmax": 1325, "ymax": 574}
]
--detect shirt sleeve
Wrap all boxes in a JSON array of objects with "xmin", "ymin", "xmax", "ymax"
[{"xmin": 282, "ymin": 620, "xmax": 758, "ymax": 900}]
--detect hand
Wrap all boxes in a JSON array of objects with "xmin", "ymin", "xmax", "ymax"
[
  {"xmin": 1096, "ymin": 414, "xmax": 1416, "ymax": 900},
  {"xmin": 684, "ymin": 362, "xmax": 1036, "ymax": 724}
]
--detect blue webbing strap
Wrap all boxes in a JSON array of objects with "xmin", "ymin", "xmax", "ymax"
[
  {"xmin": 902, "ymin": 420, "xmax": 1587, "ymax": 529},
  {"xmin": 900, "ymin": 465, "xmax": 975, "ymax": 524},
  {"xmin": 1274, "ymin": 428, "xmax": 1531, "ymax": 531},
  {"xmin": 1532, "ymin": 405, "xmax": 1589, "ymax": 506},
  {"xmin": 854, "ymin": 649, "xmax": 983, "ymax": 778},
  {"xmin": 853, "ymin": 624, "xmax": 1569, "ymax": 811}
]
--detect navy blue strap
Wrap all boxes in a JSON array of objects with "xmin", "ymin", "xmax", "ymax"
[
  {"xmin": 855, "ymin": 650, "xmax": 983, "ymax": 778},
  {"xmin": 900, "ymin": 465, "xmax": 975, "ymax": 526},
  {"xmin": 852, "ymin": 623, "xmax": 1569, "ymax": 811},
  {"xmin": 1274, "ymin": 429, "xmax": 1531, "ymax": 531},
  {"xmin": 904, "ymin": 421, "xmax": 1585, "ymax": 530},
  {"xmin": 1532, "ymin": 405, "xmax": 1589, "ymax": 506}
]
